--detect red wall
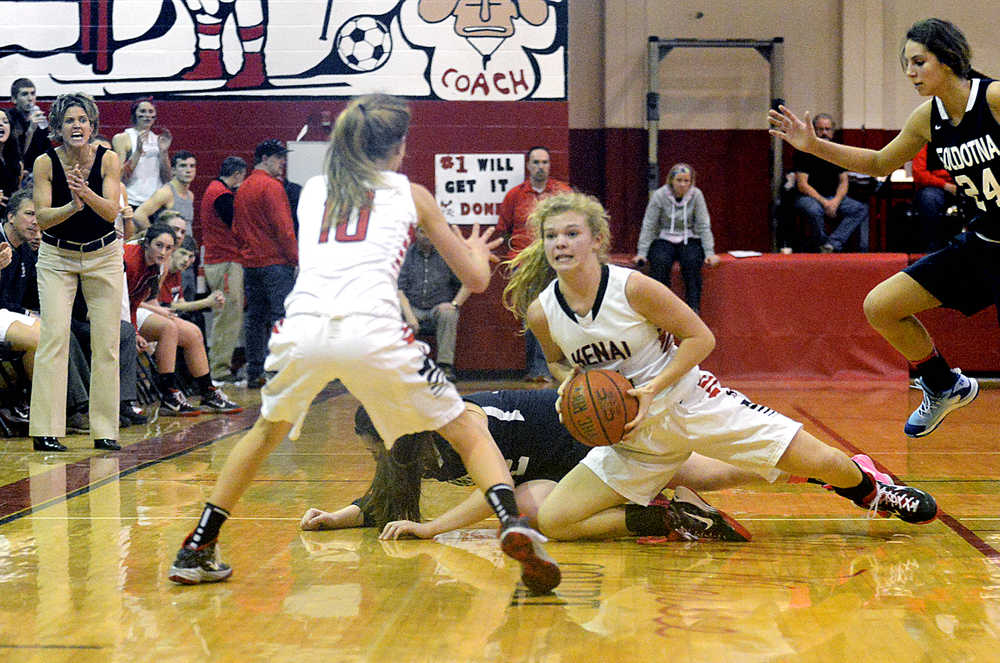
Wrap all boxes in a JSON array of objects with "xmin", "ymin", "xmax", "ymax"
[{"xmin": 97, "ymin": 99, "xmax": 570, "ymax": 209}]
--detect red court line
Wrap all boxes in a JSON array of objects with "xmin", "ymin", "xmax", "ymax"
[
  {"xmin": 793, "ymin": 404, "xmax": 1000, "ymax": 562},
  {"xmin": 0, "ymin": 383, "xmax": 347, "ymax": 526},
  {"xmin": 0, "ymin": 409, "xmax": 258, "ymax": 526}
]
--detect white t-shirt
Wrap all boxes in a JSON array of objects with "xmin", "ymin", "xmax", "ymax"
[{"xmin": 124, "ymin": 127, "xmax": 162, "ymax": 206}]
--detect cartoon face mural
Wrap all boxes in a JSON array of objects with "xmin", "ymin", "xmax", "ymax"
[
  {"xmin": 417, "ymin": 0, "xmax": 550, "ymax": 68},
  {"xmin": 418, "ymin": 0, "xmax": 549, "ymax": 38},
  {"xmin": 0, "ymin": 0, "xmax": 565, "ymax": 100}
]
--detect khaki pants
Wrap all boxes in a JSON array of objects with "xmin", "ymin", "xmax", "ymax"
[
  {"xmin": 30, "ymin": 240, "xmax": 123, "ymax": 439},
  {"xmin": 203, "ymin": 261, "xmax": 244, "ymax": 379}
]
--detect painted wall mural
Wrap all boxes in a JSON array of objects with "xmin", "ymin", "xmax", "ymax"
[{"xmin": 1, "ymin": 0, "xmax": 567, "ymax": 99}]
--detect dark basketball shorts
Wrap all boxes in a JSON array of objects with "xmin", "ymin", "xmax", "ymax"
[{"xmin": 903, "ymin": 231, "xmax": 1000, "ymax": 318}]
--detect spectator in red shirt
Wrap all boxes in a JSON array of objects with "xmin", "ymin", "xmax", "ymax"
[
  {"xmin": 911, "ymin": 144, "xmax": 963, "ymax": 251},
  {"xmin": 233, "ymin": 139, "xmax": 298, "ymax": 388},
  {"xmin": 201, "ymin": 156, "xmax": 247, "ymax": 383},
  {"xmin": 496, "ymin": 146, "xmax": 571, "ymax": 383},
  {"xmin": 125, "ymin": 224, "xmax": 242, "ymax": 417}
]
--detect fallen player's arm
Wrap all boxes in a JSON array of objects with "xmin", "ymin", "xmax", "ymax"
[
  {"xmin": 380, "ymin": 490, "xmax": 493, "ymax": 540},
  {"xmin": 300, "ymin": 504, "xmax": 366, "ymax": 531}
]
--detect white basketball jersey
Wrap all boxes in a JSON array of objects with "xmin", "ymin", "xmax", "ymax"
[
  {"xmin": 538, "ymin": 264, "xmax": 699, "ymax": 390},
  {"xmin": 284, "ymin": 171, "xmax": 415, "ymax": 320}
]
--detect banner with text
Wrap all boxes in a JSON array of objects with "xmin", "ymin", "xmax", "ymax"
[{"xmin": 435, "ymin": 153, "xmax": 525, "ymax": 225}]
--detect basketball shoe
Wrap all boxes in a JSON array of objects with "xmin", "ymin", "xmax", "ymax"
[
  {"xmin": 661, "ymin": 487, "xmax": 752, "ymax": 542},
  {"xmin": 499, "ymin": 517, "xmax": 561, "ymax": 594},
  {"xmin": 854, "ymin": 480, "xmax": 938, "ymax": 524},
  {"xmin": 200, "ymin": 388, "xmax": 244, "ymax": 414},
  {"xmin": 904, "ymin": 369, "xmax": 978, "ymax": 438},
  {"xmin": 159, "ymin": 388, "xmax": 202, "ymax": 417},
  {"xmin": 167, "ymin": 541, "xmax": 232, "ymax": 584}
]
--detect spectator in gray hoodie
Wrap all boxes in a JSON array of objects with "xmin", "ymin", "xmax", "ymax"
[{"xmin": 633, "ymin": 163, "xmax": 719, "ymax": 313}]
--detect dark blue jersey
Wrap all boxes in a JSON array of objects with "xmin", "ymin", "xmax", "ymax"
[
  {"xmin": 929, "ymin": 78, "xmax": 1000, "ymax": 239},
  {"xmin": 425, "ymin": 389, "xmax": 588, "ymax": 485}
]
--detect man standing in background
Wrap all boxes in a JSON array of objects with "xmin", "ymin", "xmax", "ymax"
[
  {"xmin": 233, "ymin": 140, "xmax": 297, "ymax": 389},
  {"xmin": 201, "ymin": 156, "xmax": 247, "ymax": 385},
  {"xmin": 497, "ymin": 146, "xmax": 571, "ymax": 383}
]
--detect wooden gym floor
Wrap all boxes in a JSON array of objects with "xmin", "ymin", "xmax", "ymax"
[{"xmin": 0, "ymin": 377, "xmax": 998, "ymax": 662}]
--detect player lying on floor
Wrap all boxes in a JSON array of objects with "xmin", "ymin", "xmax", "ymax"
[{"xmin": 300, "ymin": 388, "xmax": 788, "ymax": 542}]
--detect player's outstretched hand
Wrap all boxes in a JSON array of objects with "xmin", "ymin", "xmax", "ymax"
[
  {"xmin": 768, "ymin": 105, "xmax": 817, "ymax": 152},
  {"xmin": 380, "ymin": 519, "xmax": 433, "ymax": 540},
  {"xmin": 300, "ymin": 508, "xmax": 337, "ymax": 531},
  {"xmin": 453, "ymin": 223, "xmax": 504, "ymax": 261}
]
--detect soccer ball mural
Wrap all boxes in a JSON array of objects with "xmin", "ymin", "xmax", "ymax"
[{"xmin": 336, "ymin": 16, "xmax": 392, "ymax": 72}]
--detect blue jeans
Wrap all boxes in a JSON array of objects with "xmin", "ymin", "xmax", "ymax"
[
  {"xmin": 243, "ymin": 264, "xmax": 296, "ymax": 380},
  {"xmin": 794, "ymin": 195, "xmax": 869, "ymax": 251},
  {"xmin": 647, "ymin": 238, "xmax": 705, "ymax": 313}
]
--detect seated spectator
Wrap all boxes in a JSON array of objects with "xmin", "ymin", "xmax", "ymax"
[
  {"xmin": 911, "ymin": 144, "xmax": 964, "ymax": 252},
  {"xmin": 200, "ymin": 156, "xmax": 246, "ymax": 384},
  {"xmin": 0, "ymin": 240, "xmax": 36, "ymax": 375},
  {"xmin": 633, "ymin": 162, "xmax": 719, "ymax": 313},
  {"xmin": 397, "ymin": 226, "xmax": 469, "ymax": 381},
  {"xmin": 158, "ymin": 236, "xmax": 223, "ymax": 339},
  {"xmin": 1, "ymin": 188, "xmax": 91, "ymax": 438},
  {"xmin": 793, "ymin": 113, "xmax": 869, "ymax": 253},
  {"xmin": 112, "ymin": 98, "xmax": 171, "ymax": 209},
  {"xmin": 124, "ymin": 224, "xmax": 242, "ymax": 417}
]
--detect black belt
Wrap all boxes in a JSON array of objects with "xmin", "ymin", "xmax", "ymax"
[{"xmin": 42, "ymin": 231, "xmax": 117, "ymax": 252}]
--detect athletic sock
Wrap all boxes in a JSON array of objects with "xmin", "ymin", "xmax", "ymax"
[
  {"xmin": 831, "ymin": 463, "xmax": 876, "ymax": 503},
  {"xmin": 624, "ymin": 504, "xmax": 670, "ymax": 536},
  {"xmin": 184, "ymin": 502, "xmax": 230, "ymax": 549},
  {"xmin": 911, "ymin": 348, "xmax": 955, "ymax": 393},
  {"xmin": 484, "ymin": 484, "xmax": 520, "ymax": 528},
  {"xmin": 156, "ymin": 371, "xmax": 178, "ymax": 393},
  {"xmin": 194, "ymin": 374, "xmax": 214, "ymax": 396}
]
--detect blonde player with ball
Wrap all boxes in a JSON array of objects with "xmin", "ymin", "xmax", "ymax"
[
  {"xmin": 502, "ymin": 191, "xmax": 939, "ymax": 541},
  {"xmin": 168, "ymin": 94, "xmax": 560, "ymax": 594}
]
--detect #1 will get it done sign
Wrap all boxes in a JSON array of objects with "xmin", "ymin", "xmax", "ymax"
[{"xmin": 435, "ymin": 153, "xmax": 524, "ymax": 225}]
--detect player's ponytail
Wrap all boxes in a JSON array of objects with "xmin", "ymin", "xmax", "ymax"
[
  {"xmin": 322, "ymin": 94, "xmax": 411, "ymax": 234},
  {"xmin": 502, "ymin": 243, "xmax": 554, "ymax": 322}
]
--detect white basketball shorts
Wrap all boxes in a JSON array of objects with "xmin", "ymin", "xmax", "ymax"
[
  {"xmin": 581, "ymin": 370, "xmax": 801, "ymax": 505},
  {"xmin": 260, "ymin": 313, "xmax": 465, "ymax": 444}
]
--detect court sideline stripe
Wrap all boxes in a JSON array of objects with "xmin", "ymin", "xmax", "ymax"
[
  {"xmin": 793, "ymin": 404, "xmax": 1000, "ymax": 562},
  {"xmin": 0, "ymin": 383, "xmax": 347, "ymax": 527}
]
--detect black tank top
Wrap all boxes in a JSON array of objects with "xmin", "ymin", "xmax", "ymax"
[
  {"xmin": 928, "ymin": 78, "xmax": 1000, "ymax": 240},
  {"xmin": 46, "ymin": 145, "xmax": 115, "ymax": 243}
]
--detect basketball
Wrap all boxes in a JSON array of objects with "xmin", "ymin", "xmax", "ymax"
[{"xmin": 559, "ymin": 369, "xmax": 639, "ymax": 447}]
